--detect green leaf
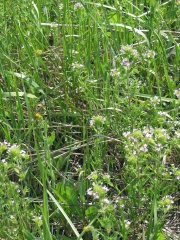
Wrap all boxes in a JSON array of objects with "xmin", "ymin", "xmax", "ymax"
[
  {"xmin": 157, "ymin": 231, "xmax": 165, "ymax": 240},
  {"xmin": 47, "ymin": 131, "xmax": 55, "ymax": 145},
  {"xmin": 3, "ymin": 92, "xmax": 37, "ymax": 99},
  {"xmin": 85, "ymin": 206, "xmax": 99, "ymax": 220},
  {"xmin": 135, "ymin": 93, "xmax": 177, "ymax": 103},
  {"xmin": 47, "ymin": 189, "xmax": 83, "ymax": 240},
  {"xmin": 108, "ymin": 22, "xmax": 150, "ymax": 47},
  {"xmin": 4, "ymin": 71, "xmax": 44, "ymax": 95},
  {"xmin": 23, "ymin": 230, "xmax": 37, "ymax": 240},
  {"xmin": 78, "ymin": 181, "xmax": 86, "ymax": 202}
]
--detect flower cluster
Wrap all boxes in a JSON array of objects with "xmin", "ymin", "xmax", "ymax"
[
  {"xmin": 72, "ymin": 49, "xmax": 78, "ymax": 54},
  {"xmin": 123, "ymin": 126, "xmax": 170, "ymax": 163},
  {"xmin": 159, "ymin": 195, "xmax": 174, "ymax": 211},
  {"xmin": 150, "ymin": 96, "xmax": 160, "ymax": 107},
  {"xmin": 72, "ymin": 62, "xmax": 84, "ymax": 70},
  {"xmin": 90, "ymin": 115, "xmax": 106, "ymax": 127},
  {"xmin": 89, "ymin": 115, "xmax": 107, "ymax": 133},
  {"xmin": 74, "ymin": 2, "xmax": 83, "ymax": 10},
  {"xmin": 121, "ymin": 58, "xmax": 131, "ymax": 67},
  {"xmin": 0, "ymin": 140, "xmax": 29, "ymax": 165},
  {"xmin": 87, "ymin": 183, "xmax": 109, "ymax": 201},
  {"xmin": 87, "ymin": 171, "xmax": 113, "ymax": 208},
  {"xmin": 144, "ymin": 50, "xmax": 156, "ymax": 59},
  {"xmin": 110, "ymin": 68, "xmax": 120, "ymax": 77},
  {"xmin": 120, "ymin": 45, "xmax": 138, "ymax": 57}
]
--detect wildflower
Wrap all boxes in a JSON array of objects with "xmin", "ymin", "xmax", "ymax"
[
  {"xmin": 154, "ymin": 128, "xmax": 170, "ymax": 142},
  {"xmin": 89, "ymin": 119, "xmax": 94, "ymax": 126},
  {"xmin": 83, "ymin": 226, "xmax": 89, "ymax": 231},
  {"xmin": 3, "ymin": 140, "xmax": 11, "ymax": 147},
  {"xmin": 102, "ymin": 186, "xmax": 109, "ymax": 192},
  {"xmin": 35, "ymin": 112, "xmax": 43, "ymax": 119},
  {"xmin": 174, "ymin": 130, "xmax": 180, "ymax": 138},
  {"xmin": 121, "ymin": 58, "xmax": 131, "ymax": 67},
  {"xmin": 89, "ymin": 115, "xmax": 106, "ymax": 127},
  {"xmin": 20, "ymin": 150, "xmax": 26, "ymax": 157},
  {"xmin": 59, "ymin": 4, "xmax": 63, "ymax": 10},
  {"xmin": 103, "ymin": 173, "xmax": 110, "ymax": 178},
  {"xmin": 150, "ymin": 96, "xmax": 160, "ymax": 107},
  {"xmin": 139, "ymin": 144, "xmax": 148, "ymax": 152},
  {"xmin": 123, "ymin": 131, "xmax": 130, "ymax": 137},
  {"xmin": 144, "ymin": 50, "xmax": 156, "ymax": 59},
  {"xmin": 1, "ymin": 159, "xmax": 6, "ymax": 164},
  {"xmin": 155, "ymin": 143, "xmax": 162, "ymax": 151},
  {"xmin": 120, "ymin": 45, "xmax": 138, "ymax": 57},
  {"xmin": 103, "ymin": 198, "xmax": 110, "ymax": 204},
  {"xmin": 72, "ymin": 49, "xmax": 78, "ymax": 54},
  {"xmin": 36, "ymin": 49, "xmax": 42, "ymax": 54},
  {"xmin": 88, "ymin": 171, "xmax": 98, "ymax": 180},
  {"xmin": 133, "ymin": 150, "xmax": 137, "ymax": 155},
  {"xmin": 124, "ymin": 220, "xmax": 131, "ymax": 229},
  {"xmin": 160, "ymin": 195, "xmax": 174, "ymax": 210},
  {"xmin": 110, "ymin": 68, "xmax": 120, "ymax": 77},
  {"xmin": 7, "ymin": 144, "xmax": 22, "ymax": 159},
  {"xmin": 93, "ymin": 192, "xmax": 99, "ymax": 199},
  {"xmin": 72, "ymin": 62, "xmax": 84, "ymax": 70},
  {"xmin": 174, "ymin": 89, "xmax": 180, "ymax": 98},
  {"xmin": 174, "ymin": 169, "xmax": 180, "ymax": 180},
  {"xmin": 87, "ymin": 187, "xmax": 93, "ymax": 196},
  {"xmin": 74, "ymin": 2, "xmax": 83, "ymax": 10},
  {"xmin": 158, "ymin": 111, "xmax": 167, "ymax": 116}
]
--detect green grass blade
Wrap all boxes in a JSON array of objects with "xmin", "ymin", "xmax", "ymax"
[{"xmin": 47, "ymin": 189, "xmax": 83, "ymax": 240}]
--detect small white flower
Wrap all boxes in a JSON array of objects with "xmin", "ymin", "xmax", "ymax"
[
  {"xmin": 140, "ymin": 144, "xmax": 148, "ymax": 152},
  {"xmin": 87, "ymin": 187, "xmax": 93, "ymax": 196},
  {"xmin": 103, "ymin": 198, "xmax": 110, "ymax": 204},
  {"xmin": 74, "ymin": 2, "xmax": 83, "ymax": 10},
  {"xmin": 123, "ymin": 131, "xmax": 130, "ymax": 137},
  {"xmin": 124, "ymin": 220, "xmax": 131, "ymax": 228},
  {"xmin": 102, "ymin": 186, "xmax": 109, "ymax": 192},
  {"xmin": 59, "ymin": 4, "xmax": 63, "ymax": 10},
  {"xmin": 174, "ymin": 89, "xmax": 180, "ymax": 98},
  {"xmin": 110, "ymin": 68, "xmax": 120, "ymax": 77},
  {"xmin": 93, "ymin": 192, "xmax": 99, "ymax": 199}
]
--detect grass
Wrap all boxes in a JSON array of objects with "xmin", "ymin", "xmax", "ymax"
[{"xmin": 0, "ymin": 0, "xmax": 180, "ymax": 239}]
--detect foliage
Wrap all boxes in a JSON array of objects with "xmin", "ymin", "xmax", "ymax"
[{"xmin": 0, "ymin": 0, "xmax": 180, "ymax": 239}]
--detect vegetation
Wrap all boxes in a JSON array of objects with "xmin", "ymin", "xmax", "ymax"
[{"xmin": 0, "ymin": 0, "xmax": 180, "ymax": 239}]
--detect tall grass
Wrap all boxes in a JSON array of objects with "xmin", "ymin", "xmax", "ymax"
[{"xmin": 0, "ymin": 0, "xmax": 180, "ymax": 239}]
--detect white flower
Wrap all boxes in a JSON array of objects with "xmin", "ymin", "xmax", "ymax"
[
  {"xmin": 59, "ymin": 4, "xmax": 63, "ymax": 10},
  {"xmin": 174, "ymin": 89, "xmax": 180, "ymax": 98},
  {"xmin": 102, "ymin": 186, "xmax": 109, "ymax": 192},
  {"xmin": 140, "ymin": 144, "xmax": 148, "ymax": 152},
  {"xmin": 103, "ymin": 198, "xmax": 110, "ymax": 204},
  {"xmin": 87, "ymin": 187, "xmax": 93, "ymax": 196},
  {"xmin": 123, "ymin": 131, "xmax": 130, "ymax": 137},
  {"xmin": 110, "ymin": 68, "xmax": 120, "ymax": 77},
  {"xmin": 74, "ymin": 3, "xmax": 83, "ymax": 10}
]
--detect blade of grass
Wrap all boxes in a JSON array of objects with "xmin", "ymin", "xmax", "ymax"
[{"xmin": 47, "ymin": 189, "xmax": 83, "ymax": 240}]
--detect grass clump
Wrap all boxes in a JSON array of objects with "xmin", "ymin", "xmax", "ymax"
[{"xmin": 0, "ymin": 0, "xmax": 180, "ymax": 239}]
